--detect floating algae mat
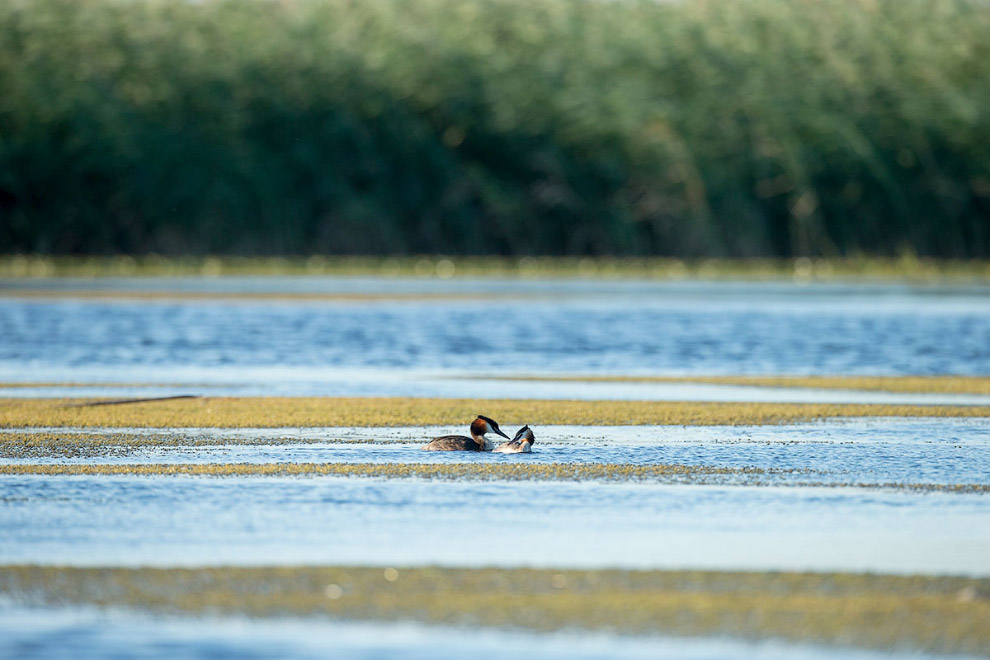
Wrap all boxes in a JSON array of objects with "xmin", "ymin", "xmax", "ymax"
[
  {"xmin": 0, "ymin": 461, "xmax": 789, "ymax": 484},
  {"xmin": 0, "ymin": 430, "xmax": 356, "ymax": 459},
  {"xmin": 3, "ymin": 464, "xmax": 982, "ymax": 493},
  {"xmin": 3, "ymin": 462, "xmax": 988, "ymax": 493},
  {"xmin": 1, "ymin": 565, "xmax": 987, "ymax": 656},
  {"xmin": 2, "ymin": 397, "xmax": 989, "ymax": 428}
]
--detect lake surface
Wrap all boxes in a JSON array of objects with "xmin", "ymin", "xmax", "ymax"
[
  {"xmin": 2, "ymin": 474, "xmax": 988, "ymax": 575},
  {"xmin": 0, "ymin": 278, "xmax": 988, "ymax": 400},
  {"xmin": 5, "ymin": 418, "xmax": 989, "ymax": 486},
  {"xmin": 3, "ymin": 416, "xmax": 989, "ymax": 575},
  {"xmin": 4, "ymin": 606, "xmax": 975, "ymax": 660},
  {"xmin": 1, "ymin": 276, "xmax": 988, "ymax": 659}
]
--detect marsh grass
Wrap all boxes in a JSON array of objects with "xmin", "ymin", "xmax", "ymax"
[
  {"xmin": 1, "ymin": 397, "xmax": 987, "ymax": 428},
  {"xmin": 2, "ymin": 1, "xmax": 989, "ymax": 258},
  {"xmin": 1, "ymin": 565, "xmax": 987, "ymax": 653}
]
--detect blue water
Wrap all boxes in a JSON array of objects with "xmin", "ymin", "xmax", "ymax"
[
  {"xmin": 1, "ymin": 277, "xmax": 988, "ymax": 659},
  {"xmin": 0, "ymin": 279, "xmax": 988, "ymax": 392},
  {"xmin": 3, "ymin": 607, "xmax": 974, "ymax": 660},
  {"xmin": 2, "ymin": 475, "xmax": 988, "ymax": 575},
  {"xmin": 5, "ymin": 419, "xmax": 988, "ymax": 486}
]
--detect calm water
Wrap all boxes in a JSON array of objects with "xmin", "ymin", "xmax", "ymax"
[
  {"xmin": 4, "ymin": 607, "xmax": 974, "ymax": 660},
  {"xmin": 1, "ymin": 277, "xmax": 988, "ymax": 658},
  {"xmin": 2, "ymin": 474, "xmax": 988, "ymax": 575},
  {"xmin": 1, "ymin": 279, "xmax": 988, "ymax": 399},
  {"xmin": 5, "ymin": 418, "xmax": 989, "ymax": 486}
]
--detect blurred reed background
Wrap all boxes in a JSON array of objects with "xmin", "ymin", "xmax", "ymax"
[{"xmin": 0, "ymin": 0, "xmax": 987, "ymax": 258}]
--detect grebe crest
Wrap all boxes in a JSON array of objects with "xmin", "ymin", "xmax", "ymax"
[
  {"xmin": 493, "ymin": 425, "xmax": 535, "ymax": 453},
  {"xmin": 422, "ymin": 414, "xmax": 510, "ymax": 451}
]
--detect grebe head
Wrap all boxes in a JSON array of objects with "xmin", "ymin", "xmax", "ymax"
[
  {"xmin": 472, "ymin": 415, "xmax": 510, "ymax": 439},
  {"xmin": 512, "ymin": 425, "xmax": 535, "ymax": 444}
]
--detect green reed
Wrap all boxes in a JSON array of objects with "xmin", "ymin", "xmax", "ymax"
[{"xmin": 1, "ymin": 0, "xmax": 988, "ymax": 257}]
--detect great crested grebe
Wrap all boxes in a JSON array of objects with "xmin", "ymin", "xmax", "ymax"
[
  {"xmin": 421, "ymin": 415, "xmax": 510, "ymax": 451},
  {"xmin": 493, "ymin": 425, "xmax": 535, "ymax": 453}
]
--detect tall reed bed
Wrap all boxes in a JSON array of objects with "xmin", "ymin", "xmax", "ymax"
[{"xmin": 1, "ymin": 0, "xmax": 987, "ymax": 256}]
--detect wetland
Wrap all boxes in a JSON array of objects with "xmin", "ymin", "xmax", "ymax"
[{"xmin": 0, "ymin": 274, "xmax": 988, "ymax": 658}]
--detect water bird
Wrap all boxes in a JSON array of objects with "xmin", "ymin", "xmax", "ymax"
[
  {"xmin": 421, "ymin": 415, "xmax": 510, "ymax": 451},
  {"xmin": 493, "ymin": 425, "xmax": 535, "ymax": 453}
]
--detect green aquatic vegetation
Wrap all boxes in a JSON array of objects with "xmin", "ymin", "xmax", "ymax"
[
  {"xmin": 2, "ymin": 462, "xmax": 987, "ymax": 493},
  {"xmin": 6, "ymin": 374, "xmax": 988, "ymax": 395},
  {"xmin": 1, "ymin": 1, "xmax": 989, "ymax": 258},
  {"xmin": 0, "ymin": 289, "xmax": 536, "ymax": 303},
  {"xmin": 1, "ymin": 565, "xmax": 986, "ymax": 654},
  {"xmin": 0, "ymin": 461, "xmax": 762, "ymax": 482},
  {"xmin": 1, "ymin": 255, "xmax": 988, "ymax": 281},
  {"xmin": 2, "ymin": 397, "xmax": 988, "ymax": 428},
  {"xmin": 0, "ymin": 432, "xmax": 386, "ymax": 459}
]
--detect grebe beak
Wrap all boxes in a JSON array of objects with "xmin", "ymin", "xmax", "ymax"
[{"xmin": 492, "ymin": 425, "xmax": 510, "ymax": 440}]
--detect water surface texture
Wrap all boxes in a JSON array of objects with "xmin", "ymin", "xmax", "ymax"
[
  {"xmin": 2, "ymin": 474, "xmax": 988, "ymax": 575},
  {"xmin": 3, "ymin": 607, "xmax": 971, "ymax": 660},
  {"xmin": 2, "ymin": 277, "xmax": 988, "ymax": 658},
  {"xmin": 1, "ymin": 279, "xmax": 988, "ymax": 399},
  {"xmin": 5, "ymin": 419, "xmax": 988, "ymax": 487}
]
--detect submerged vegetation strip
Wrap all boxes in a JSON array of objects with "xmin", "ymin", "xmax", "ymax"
[
  {"xmin": 0, "ymin": 462, "xmax": 763, "ymax": 482},
  {"xmin": 2, "ymin": 463, "xmax": 987, "ymax": 493},
  {"xmin": 0, "ymin": 432, "xmax": 374, "ymax": 459},
  {"xmin": 494, "ymin": 375, "xmax": 990, "ymax": 395},
  {"xmin": 1, "ymin": 565, "xmax": 987, "ymax": 654},
  {"xmin": 5, "ymin": 375, "xmax": 989, "ymax": 395},
  {"xmin": 0, "ymin": 289, "xmax": 551, "ymax": 303},
  {"xmin": 3, "ymin": 255, "xmax": 989, "ymax": 281},
  {"xmin": 2, "ymin": 397, "xmax": 989, "ymax": 429}
]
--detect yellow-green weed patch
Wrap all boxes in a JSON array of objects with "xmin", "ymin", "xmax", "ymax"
[
  {"xmin": 0, "ymin": 432, "xmax": 361, "ymax": 459},
  {"xmin": 3, "ymin": 462, "xmax": 987, "ymax": 493},
  {"xmin": 1, "ymin": 565, "xmax": 987, "ymax": 654},
  {"xmin": 2, "ymin": 397, "xmax": 988, "ymax": 428},
  {"xmin": 0, "ymin": 461, "xmax": 761, "ymax": 482},
  {"xmin": 3, "ymin": 255, "xmax": 989, "ymax": 281},
  {"xmin": 0, "ymin": 289, "xmax": 542, "ymax": 303}
]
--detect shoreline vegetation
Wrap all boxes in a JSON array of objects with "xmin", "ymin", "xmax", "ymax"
[
  {"xmin": 1, "ymin": 565, "xmax": 987, "ymax": 654},
  {"xmin": 2, "ymin": 0, "xmax": 989, "ymax": 258},
  {"xmin": 1, "ymin": 397, "xmax": 989, "ymax": 428},
  {"xmin": 1, "ymin": 255, "xmax": 989, "ymax": 281}
]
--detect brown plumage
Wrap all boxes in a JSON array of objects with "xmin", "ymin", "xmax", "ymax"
[{"xmin": 421, "ymin": 415, "xmax": 510, "ymax": 451}]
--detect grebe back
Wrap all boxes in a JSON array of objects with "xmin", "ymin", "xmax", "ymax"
[{"xmin": 421, "ymin": 415, "xmax": 510, "ymax": 451}]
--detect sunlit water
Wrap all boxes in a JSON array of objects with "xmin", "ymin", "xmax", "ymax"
[
  {"xmin": 3, "ymin": 606, "xmax": 974, "ymax": 660},
  {"xmin": 1, "ymin": 278, "xmax": 988, "ymax": 400},
  {"xmin": 1, "ymin": 277, "xmax": 988, "ymax": 657},
  {"xmin": 2, "ymin": 474, "xmax": 988, "ymax": 575},
  {"xmin": 5, "ymin": 418, "xmax": 989, "ymax": 486}
]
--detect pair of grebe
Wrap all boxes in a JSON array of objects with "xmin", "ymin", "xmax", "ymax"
[{"xmin": 421, "ymin": 415, "xmax": 535, "ymax": 453}]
